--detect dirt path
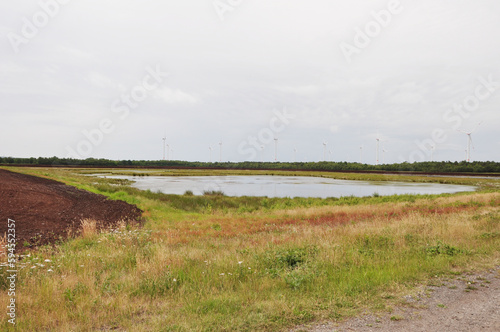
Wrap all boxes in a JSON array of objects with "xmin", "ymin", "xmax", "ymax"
[
  {"xmin": 0, "ymin": 169, "xmax": 142, "ymax": 251},
  {"xmin": 295, "ymin": 267, "xmax": 500, "ymax": 332}
]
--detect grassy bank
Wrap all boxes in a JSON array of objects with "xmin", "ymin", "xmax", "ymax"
[
  {"xmin": 1, "ymin": 168, "xmax": 499, "ymax": 331},
  {"xmin": 73, "ymin": 167, "xmax": 500, "ymax": 188}
]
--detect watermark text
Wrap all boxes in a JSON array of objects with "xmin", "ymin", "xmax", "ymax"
[{"xmin": 6, "ymin": 218, "xmax": 17, "ymax": 325}]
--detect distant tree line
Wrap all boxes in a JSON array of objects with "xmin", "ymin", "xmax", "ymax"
[{"xmin": 1, "ymin": 156, "xmax": 500, "ymax": 174}]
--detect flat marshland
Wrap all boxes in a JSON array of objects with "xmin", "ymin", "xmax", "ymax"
[{"xmin": 1, "ymin": 167, "xmax": 499, "ymax": 331}]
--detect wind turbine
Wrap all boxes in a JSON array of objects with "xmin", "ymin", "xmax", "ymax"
[
  {"xmin": 166, "ymin": 144, "xmax": 170, "ymax": 161},
  {"xmin": 458, "ymin": 122, "xmax": 481, "ymax": 162},
  {"xmin": 430, "ymin": 145, "xmax": 435, "ymax": 162},
  {"xmin": 376, "ymin": 137, "xmax": 380, "ymax": 165},
  {"xmin": 359, "ymin": 146, "xmax": 363, "ymax": 164},
  {"xmin": 293, "ymin": 148, "xmax": 297, "ymax": 162},
  {"xmin": 274, "ymin": 138, "xmax": 278, "ymax": 162},
  {"xmin": 323, "ymin": 142, "xmax": 328, "ymax": 161},
  {"xmin": 382, "ymin": 147, "xmax": 388, "ymax": 164},
  {"xmin": 329, "ymin": 149, "xmax": 333, "ymax": 162},
  {"xmin": 260, "ymin": 145, "xmax": 264, "ymax": 163},
  {"xmin": 162, "ymin": 136, "xmax": 166, "ymax": 160},
  {"xmin": 219, "ymin": 141, "xmax": 222, "ymax": 162},
  {"xmin": 209, "ymin": 145, "xmax": 213, "ymax": 163}
]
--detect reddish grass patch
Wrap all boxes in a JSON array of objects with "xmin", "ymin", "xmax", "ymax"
[
  {"xmin": 153, "ymin": 195, "xmax": 498, "ymax": 245},
  {"xmin": 291, "ymin": 203, "xmax": 480, "ymax": 229}
]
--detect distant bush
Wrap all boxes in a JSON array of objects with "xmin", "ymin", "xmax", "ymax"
[
  {"xmin": 184, "ymin": 190, "xmax": 194, "ymax": 196},
  {"xmin": 202, "ymin": 190, "xmax": 225, "ymax": 196}
]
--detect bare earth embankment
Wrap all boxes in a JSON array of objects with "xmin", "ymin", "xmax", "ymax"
[{"xmin": 0, "ymin": 169, "xmax": 142, "ymax": 250}]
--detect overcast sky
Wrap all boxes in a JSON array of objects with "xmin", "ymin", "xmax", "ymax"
[{"xmin": 1, "ymin": 0, "xmax": 499, "ymax": 163}]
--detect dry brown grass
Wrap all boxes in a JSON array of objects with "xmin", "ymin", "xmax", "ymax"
[
  {"xmin": 280, "ymin": 192, "xmax": 500, "ymax": 219},
  {"xmin": 1, "ymin": 197, "xmax": 498, "ymax": 331},
  {"xmin": 0, "ymin": 233, "xmax": 6, "ymax": 259},
  {"xmin": 80, "ymin": 218, "xmax": 98, "ymax": 238}
]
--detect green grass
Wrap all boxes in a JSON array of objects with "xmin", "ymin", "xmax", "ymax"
[{"xmin": 0, "ymin": 167, "xmax": 498, "ymax": 331}]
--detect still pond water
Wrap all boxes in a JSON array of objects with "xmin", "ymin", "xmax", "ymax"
[{"xmin": 101, "ymin": 175, "xmax": 476, "ymax": 198}]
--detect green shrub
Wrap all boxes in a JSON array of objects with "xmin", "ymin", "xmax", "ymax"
[
  {"xmin": 259, "ymin": 245, "xmax": 318, "ymax": 277},
  {"xmin": 425, "ymin": 241, "xmax": 463, "ymax": 256}
]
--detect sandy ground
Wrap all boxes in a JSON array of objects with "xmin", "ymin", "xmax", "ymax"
[{"xmin": 293, "ymin": 267, "xmax": 500, "ymax": 332}]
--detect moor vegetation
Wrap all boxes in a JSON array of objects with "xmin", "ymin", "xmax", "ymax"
[{"xmin": 0, "ymin": 167, "xmax": 498, "ymax": 331}]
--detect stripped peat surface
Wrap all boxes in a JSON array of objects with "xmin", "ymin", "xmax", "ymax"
[{"xmin": 0, "ymin": 169, "xmax": 142, "ymax": 251}]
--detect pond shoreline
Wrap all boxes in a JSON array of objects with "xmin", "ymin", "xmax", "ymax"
[{"xmin": 94, "ymin": 174, "xmax": 477, "ymax": 199}]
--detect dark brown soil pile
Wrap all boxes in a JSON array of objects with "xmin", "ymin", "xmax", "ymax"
[{"xmin": 0, "ymin": 169, "xmax": 142, "ymax": 251}]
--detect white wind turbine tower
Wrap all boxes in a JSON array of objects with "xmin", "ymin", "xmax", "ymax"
[
  {"xmin": 274, "ymin": 138, "xmax": 278, "ymax": 162},
  {"xmin": 359, "ymin": 146, "xmax": 363, "ymax": 163},
  {"xmin": 376, "ymin": 137, "xmax": 380, "ymax": 165},
  {"xmin": 260, "ymin": 145, "xmax": 264, "ymax": 163},
  {"xmin": 430, "ymin": 145, "xmax": 435, "ymax": 162},
  {"xmin": 219, "ymin": 141, "xmax": 222, "ymax": 162},
  {"xmin": 382, "ymin": 147, "xmax": 388, "ymax": 164},
  {"xmin": 323, "ymin": 142, "xmax": 327, "ymax": 161},
  {"xmin": 329, "ymin": 150, "xmax": 333, "ymax": 162},
  {"xmin": 162, "ymin": 136, "xmax": 166, "ymax": 160},
  {"xmin": 166, "ymin": 144, "xmax": 170, "ymax": 161},
  {"xmin": 293, "ymin": 148, "xmax": 297, "ymax": 162},
  {"xmin": 458, "ymin": 122, "xmax": 481, "ymax": 162},
  {"xmin": 209, "ymin": 145, "xmax": 213, "ymax": 163}
]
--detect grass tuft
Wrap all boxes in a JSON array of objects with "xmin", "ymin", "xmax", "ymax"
[
  {"xmin": 80, "ymin": 218, "xmax": 98, "ymax": 238},
  {"xmin": 0, "ymin": 234, "xmax": 6, "ymax": 259}
]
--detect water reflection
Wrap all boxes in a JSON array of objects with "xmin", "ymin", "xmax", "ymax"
[{"xmin": 98, "ymin": 175, "xmax": 476, "ymax": 198}]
